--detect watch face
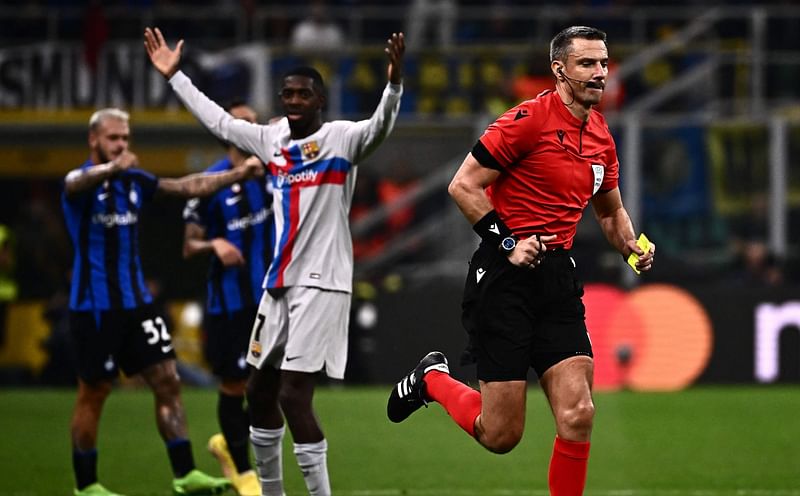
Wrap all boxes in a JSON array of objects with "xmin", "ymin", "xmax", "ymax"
[{"xmin": 502, "ymin": 237, "xmax": 516, "ymax": 251}]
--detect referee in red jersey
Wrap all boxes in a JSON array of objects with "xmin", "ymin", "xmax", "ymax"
[{"xmin": 387, "ymin": 26, "xmax": 655, "ymax": 495}]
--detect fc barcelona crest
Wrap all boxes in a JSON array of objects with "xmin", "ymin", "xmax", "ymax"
[{"xmin": 301, "ymin": 141, "xmax": 320, "ymax": 159}]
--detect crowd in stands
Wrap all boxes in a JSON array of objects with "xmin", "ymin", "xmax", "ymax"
[
  {"xmin": 6, "ymin": 0, "xmax": 797, "ymax": 119},
  {"xmin": 6, "ymin": 0, "xmax": 800, "ymax": 48}
]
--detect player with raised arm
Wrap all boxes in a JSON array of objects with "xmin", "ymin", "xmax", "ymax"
[
  {"xmin": 182, "ymin": 102, "xmax": 272, "ymax": 496},
  {"xmin": 387, "ymin": 26, "xmax": 655, "ymax": 496},
  {"xmin": 64, "ymin": 108, "xmax": 262, "ymax": 496},
  {"xmin": 144, "ymin": 27, "xmax": 404, "ymax": 496}
]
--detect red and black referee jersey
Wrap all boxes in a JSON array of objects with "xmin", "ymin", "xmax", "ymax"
[{"xmin": 472, "ymin": 90, "xmax": 619, "ymax": 250}]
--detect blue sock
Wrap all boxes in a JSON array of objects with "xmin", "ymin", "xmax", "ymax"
[
  {"xmin": 72, "ymin": 448, "xmax": 98, "ymax": 489},
  {"xmin": 166, "ymin": 438, "xmax": 195, "ymax": 477}
]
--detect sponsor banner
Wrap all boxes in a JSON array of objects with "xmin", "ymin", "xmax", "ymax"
[
  {"xmin": 696, "ymin": 284, "xmax": 800, "ymax": 384},
  {"xmin": 357, "ymin": 279, "xmax": 800, "ymax": 389},
  {"xmin": 0, "ymin": 42, "xmax": 270, "ymax": 114},
  {"xmin": 0, "ymin": 42, "xmax": 272, "ymax": 176},
  {"xmin": 0, "ymin": 108, "xmax": 200, "ymax": 125}
]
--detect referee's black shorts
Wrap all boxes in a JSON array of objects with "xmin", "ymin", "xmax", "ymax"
[{"xmin": 461, "ymin": 241, "xmax": 593, "ymax": 382}]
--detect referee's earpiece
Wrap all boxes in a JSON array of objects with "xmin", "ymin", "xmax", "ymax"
[{"xmin": 557, "ymin": 67, "xmax": 566, "ymax": 81}]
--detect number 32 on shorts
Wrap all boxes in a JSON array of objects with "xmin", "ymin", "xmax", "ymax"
[{"xmin": 141, "ymin": 317, "xmax": 173, "ymax": 353}]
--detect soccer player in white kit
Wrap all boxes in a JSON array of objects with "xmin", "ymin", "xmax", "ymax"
[{"xmin": 145, "ymin": 27, "xmax": 404, "ymax": 496}]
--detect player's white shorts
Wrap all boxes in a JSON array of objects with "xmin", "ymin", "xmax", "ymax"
[{"xmin": 246, "ymin": 286, "xmax": 351, "ymax": 379}]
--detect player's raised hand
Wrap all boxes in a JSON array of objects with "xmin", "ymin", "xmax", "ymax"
[
  {"xmin": 144, "ymin": 27, "xmax": 183, "ymax": 79},
  {"xmin": 385, "ymin": 32, "xmax": 405, "ymax": 85}
]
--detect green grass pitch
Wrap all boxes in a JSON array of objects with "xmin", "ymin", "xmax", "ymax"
[{"xmin": 1, "ymin": 386, "xmax": 799, "ymax": 495}]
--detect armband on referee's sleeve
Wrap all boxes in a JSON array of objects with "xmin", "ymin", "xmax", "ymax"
[{"xmin": 473, "ymin": 210, "xmax": 512, "ymax": 245}]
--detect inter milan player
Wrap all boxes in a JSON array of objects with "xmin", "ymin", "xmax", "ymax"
[
  {"xmin": 387, "ymin": 26, "xmax": 655, "ymax": 496},
  {"xmin": 145, "ymin": 27, "xmax": 404, "ymax": 495},
  {"xmin": 182, "ymin": 102, "xmax": 272, "ymax": 496},
  {"xmin": 64, "ymin": 108, "xmax": 262, "ymax": 496}
]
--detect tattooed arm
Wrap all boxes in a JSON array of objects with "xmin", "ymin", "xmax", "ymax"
[
  {"xmin": 63, "ymin": 151, "xmax": 136, "ymax": 197},
  {"xmin": 158, "ymin": 157, "xmax": 264, "ymax": 198}
]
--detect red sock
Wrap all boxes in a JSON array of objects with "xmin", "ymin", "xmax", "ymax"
[
  {"xmin": 423, "ymin": 371, "xmax": 482, "ymax": 437},
  {"xmin": 548, "ymin": 436, "xmax": 590, "ymax": 496}
]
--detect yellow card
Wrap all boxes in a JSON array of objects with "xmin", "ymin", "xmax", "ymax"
[{"xmin": 627, "ymin": 233, "xmax": 651, "ymax": 275}]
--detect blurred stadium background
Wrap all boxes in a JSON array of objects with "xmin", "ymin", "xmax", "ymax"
[
  {"xmin": 0, "ymin": 0, "xmax": 799, "ymax": 493},
  {"xmin": 2, "ymin": 0, "xmax": 797, "ymax": 388},
  {"xmin": 0, "ymin": 0, "xmax": 800, "ymax": 496}
]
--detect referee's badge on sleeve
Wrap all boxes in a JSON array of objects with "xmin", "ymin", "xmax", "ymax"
[{"xmin": 591, "ymin": 164, "xmax": 604, "ymax": 195}]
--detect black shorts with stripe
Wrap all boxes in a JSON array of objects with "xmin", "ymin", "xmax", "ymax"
[
  {"xmin": 461, "ymin": 242, "xmax": 593, "ymax": 382},
  {"xmin": 203, "ymin": 306, "xmax": 257, "ymax": 381},
  {"xmin": 69, "ymin": 304, "xmax": 176, "ymax": 383}
]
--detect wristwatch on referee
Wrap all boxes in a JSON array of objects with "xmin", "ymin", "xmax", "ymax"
[{"xmin": 499, "ymin": 235, "xmax": 519, "ymax": 257}]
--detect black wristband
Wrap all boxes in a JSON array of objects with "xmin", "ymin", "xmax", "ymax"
[{"xmin": 473, "ymin": 210, "xmax": 512, "ymax": 245}]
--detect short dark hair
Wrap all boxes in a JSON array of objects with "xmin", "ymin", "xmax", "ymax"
[
  {"xmin": 550, "ymin": 26, "xmax": 607, "ymax": 63},
  {"xmin": 283, "ymin": 66, "xmax": 326, "ymax": 95},
  {"xmin": 224, "ymin": 98, "xmax": 249, "ymax": 112}
]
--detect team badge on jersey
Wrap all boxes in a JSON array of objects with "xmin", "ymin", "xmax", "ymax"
[
  {"xmin": 250, "ymin": 341, "xmax": 262, "ymax": 358},
  {"xmin": 301, "ymin": 141, "xmax": 320, "ymax": 159}
]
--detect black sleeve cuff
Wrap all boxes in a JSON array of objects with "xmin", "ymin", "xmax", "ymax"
[
  {"xmin": 473, "ymin": 210, "xmax": 512, "ymax": 246},
  {"xmin": 471, "ymin": 140, "xmax": 503, "ymax": 171}
]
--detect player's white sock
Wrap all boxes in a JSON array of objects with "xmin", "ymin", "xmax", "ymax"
[
  {"xmin": 250, "ymin": 426, "xmax": 285, "ymax": 496},
  {"xmin": 294, "ymin": 439, "xmax": 331, "ymax": 496}
]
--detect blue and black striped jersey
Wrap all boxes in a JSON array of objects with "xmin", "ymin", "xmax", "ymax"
[
  {"xmin": 62, "ymin": 160, "xmax": 159, "ymax": 311},
  {"xmin": 183, "ymin": 157, "xmax": 274, "ymax": 315}
]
